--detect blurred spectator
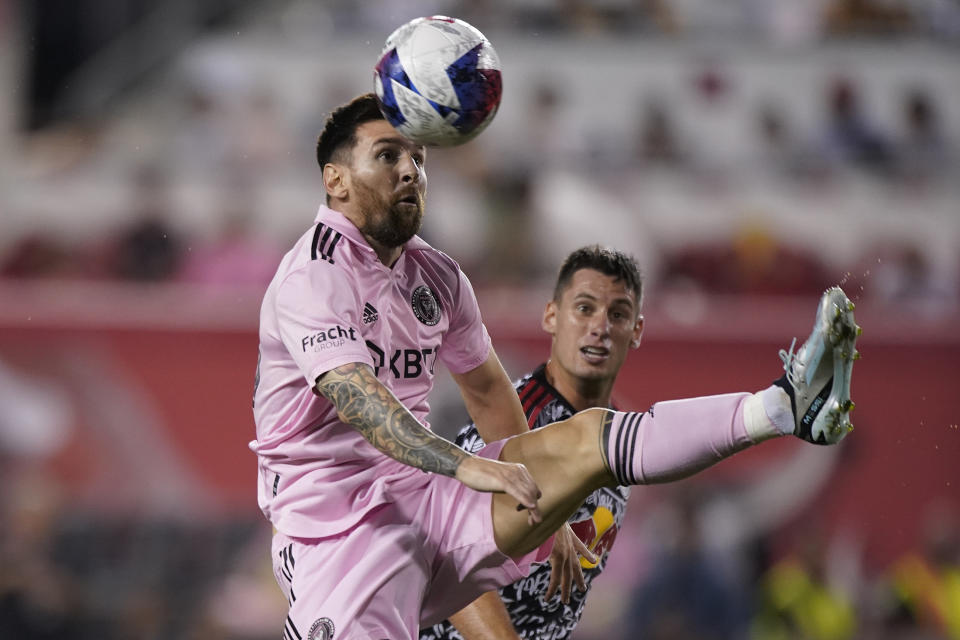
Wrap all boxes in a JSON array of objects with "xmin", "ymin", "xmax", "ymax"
[
  {"xmin": 510, "ymin": 0, "xmax": 576, "ymax": 32},
  {"xmin": 753, "ymin": 0, "xmax": 824, "ymax": 46},
  {"xmin": 875, "ymin": 245, "xmax": 935, "ymax": 300},
  {"xmin": 752, "ymin": 529, "xmax": 858, "ymax": 640},
  {"xmin": 554, "ymin": 0, "xmax": 679, "ymax": 35},
  {"xmin": 877, "ymin": 502, "xmax": 960, "ymax": 639},
  {"xmin": 232, "ymin": 87, "xmax": 296, "ymax": 177},
  {"xmin": 661, "ymin": 222, "xmax": 832, "ymax": 296},
  {"xmin": 0, "ymin": 233, "xmax": 76, "ymax": 279},
  {"xmin": 750, "ymin": 103, "xmax": 817, "ymax": 181},
  {"xmin": 474, "ymin": 168, "xmax": 544, "ymax": 286},
  {"xmin": 638, "ymin": 0, "xmax": 680, "ymax": 34},
  {"xmin": 178, "ymin": 189, "xmax": 283, "ymax": 287},
  {"xmin": 633, "ymin": 98, "xmax": 688, "ymax": 168},
  {"xmin": 200, "ymin": 525, "xmax": 288, "ymax": 640},
  {"xmin": 0, "ymin": 363, "xmax": 76, "ymax": 636},
  {"xmin": 817, "ymin": 76, "xmax": 894, "ymax": 175},
  {"xmin": 617, "ymin": 438, "xmax": 847, "ymax": 640},
  {"xmin": 0, "ymin": 465, "xmax": 270, "ymax": 640},
  {"xmin": 170, "ymin": 85, "xmax": 235, "ymax": 175},
  {"xmin": 528, "ymin": 167, "xmax": 661, "ymax": 295},
  {"xmin": 861, "ymin": 241, "xmax": 957, "ymax": 315},
  {"xmin": 415, "ymin": 144, "xmax": 493, "ymax": 274},
  {"xmin": 508, "ymin": 81, "xmax": 590, "ymax": 172},
  {"xmin": 685, "ymin": 62, "xmax": 751, "ymax": 181},
  {"xmin": 623, "ymin": 487, "xmax": 750, "ymax": 640},
  {"xmin": 109, "ymin": 165, "xmax": 183, "ymax": 282},
  {"xmin": 895, "ymin": 88, "xmax": 951, "ymax": 185},
  {"xmin": 823, "ymin": 0, "xmax": 913, "ymax": 35},
  {"xmin": 0, "ymin": 473, "xmax": 79, "ymax": 639},
  {"xmin": 906, "ymin": 0, "xmax": 960, "ymax": 39}
]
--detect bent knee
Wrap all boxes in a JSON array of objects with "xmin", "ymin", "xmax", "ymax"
[
  {"xmin": 573, "ymin": 407, "xmax": 609, "ymax": 424},
  {"xmin": 543, "ymin": 408, "xmax": 608, "ymax": 459},
  {"xmin": 568, "ymin": 408, "xmax": 609, "ymax": 439}
]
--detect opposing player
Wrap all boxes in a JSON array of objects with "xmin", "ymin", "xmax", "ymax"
[
  {"xmin": 250, "ymin": 93, "xmax": 860, "ymax": 640},
  {"xmin": 421, "ymin": 245, "xmax": 643, "ymax": 640}
]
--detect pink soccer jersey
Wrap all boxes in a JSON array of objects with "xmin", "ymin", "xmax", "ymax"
[{"xmin": 250, "ymin": 206, "xmax": 492, "ymax": 538}]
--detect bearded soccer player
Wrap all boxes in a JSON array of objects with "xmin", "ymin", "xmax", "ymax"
[{"xmin": 250, "ymin": 93, "xmax": 860, "ymax": 640}]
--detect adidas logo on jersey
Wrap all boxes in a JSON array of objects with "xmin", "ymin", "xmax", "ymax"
[{"xmin": 363, "ymin": 302, "xmax": 379, "ymax": 325}]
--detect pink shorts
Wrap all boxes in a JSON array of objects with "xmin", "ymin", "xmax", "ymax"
[{"xmin": 270, "ymin": 440, "xmax": 552, "ymax": 640}]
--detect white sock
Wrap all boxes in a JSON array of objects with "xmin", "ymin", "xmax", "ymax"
[{"xmin": 744, "ymin": 386, "xmax": 794, "ymax": 442}]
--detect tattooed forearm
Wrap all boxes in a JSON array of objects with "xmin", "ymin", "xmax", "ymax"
[{"xmin": 316, "ymin": 362, "xmax": 469, "ymax": 477}]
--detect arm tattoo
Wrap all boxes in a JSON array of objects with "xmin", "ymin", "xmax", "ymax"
[{"xmin": 316, "ymin": 362, "xmax": 469, "ymax": 477}]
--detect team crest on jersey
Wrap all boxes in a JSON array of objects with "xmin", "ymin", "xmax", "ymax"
[
  {"xmin": 308, "ymin": 617, "xmax": 335, "ymax": 640},
  {"xmin": 411, "ymin": 285, "xmax": 441, "ymax": 326}
]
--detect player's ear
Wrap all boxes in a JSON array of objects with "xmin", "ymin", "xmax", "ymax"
[
  {"xmin": 323, "ymin": 163, "xmax": 348, "ymax": 200},
  {"xmin": 631, "ymin": 314, "xmax": 644, "ymax": 349},
  {"xmin": 542, "ymin": 300, "xmax": 558, "ymax": 335}
]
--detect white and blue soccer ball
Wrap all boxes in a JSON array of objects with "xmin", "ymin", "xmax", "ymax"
[{"xmin": 374, "ymin": 16, "xmax": 502, "ymax": 147}]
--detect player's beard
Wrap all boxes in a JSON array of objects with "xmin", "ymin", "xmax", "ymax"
[{"xmin": 353, "ymin": 180, "xmax": 424, "ymax": 249}]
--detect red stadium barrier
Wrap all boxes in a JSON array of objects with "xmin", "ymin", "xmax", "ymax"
[{"xmin": 0, "ymin": 281, "xmax": 956, "ymax": 570}]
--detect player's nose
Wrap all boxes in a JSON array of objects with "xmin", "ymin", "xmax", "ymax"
[
  {"xmin": 398, "ymin": 153, "xmax": 421, "ymax": 184},
  {"xmin": 588, "ymin": 312, "xmax": 612, "ymax": 337}
]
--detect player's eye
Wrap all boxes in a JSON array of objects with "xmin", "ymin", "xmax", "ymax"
[{"xmin": 378, "ymin": 149, "xmax": 397, "ymax": 162}]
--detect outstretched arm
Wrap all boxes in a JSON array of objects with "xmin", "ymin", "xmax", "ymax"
[
  {"xmin": 315, "ymin": 362, "xmax": 542, "ymax": 521},
  {"xmin": 451, "ymin": 348, "xmax": 528, "ymax": 442}
]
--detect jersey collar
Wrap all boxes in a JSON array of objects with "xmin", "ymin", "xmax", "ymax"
[{"xmin": 314, "ymin": 205, "xmax": 432, "ymax": 258}]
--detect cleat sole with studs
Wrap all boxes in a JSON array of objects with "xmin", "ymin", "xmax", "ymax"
[
  {"xmin": 827, "ymin": 288, "xmax": 859, "ymax": 441},
  {"xmin": 779, "ymin": 286, "xmax": 861, "ymax": 445}
]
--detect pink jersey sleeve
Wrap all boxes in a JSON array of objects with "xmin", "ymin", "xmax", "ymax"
[
  {"xmin": 437, "ymin": 267, "xmax": 491, "ymax": 374},
  {"xmin": 275, "ymin": 262, "xmax": 374, "ymax": 386}
]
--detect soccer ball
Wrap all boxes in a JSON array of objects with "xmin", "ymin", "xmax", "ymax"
[{"xmin": 373, "ymin": 16, "xmax": 502, "ymax": 147}]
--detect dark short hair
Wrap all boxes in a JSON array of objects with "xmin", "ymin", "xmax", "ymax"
[
  {"xmin": 315, "ymin": 93, "xmax": 385, "ymax": 170},
  {"xmin": 552, "ymin": 245, "xmax": 644, "ymax": 311}
]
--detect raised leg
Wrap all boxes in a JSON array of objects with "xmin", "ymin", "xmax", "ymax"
[
  {"xmin": 492, "ymin": 391, "xmax": 770, "ymax": 556},
  {"xmin": 492, "ymin": 286, "xmax": 861, "ymax": 558}
]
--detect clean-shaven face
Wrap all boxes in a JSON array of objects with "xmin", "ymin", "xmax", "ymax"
[{"xmin": 544, "ymin": 268, "xmax": 642, "ymax": 385}]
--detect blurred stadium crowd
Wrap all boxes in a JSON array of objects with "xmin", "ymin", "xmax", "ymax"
[
  {"xmin": 1, "ymin": 0, "xmax": 959, "ymax": 639},
  {"xmin": 4, "ymin": 0, "xmax": 959, "ymax": 310}
]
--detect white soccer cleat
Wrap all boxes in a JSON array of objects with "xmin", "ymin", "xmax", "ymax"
[{"xmin": 776, "ymin": 286, "xmax": 861, "ymax": 445}]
